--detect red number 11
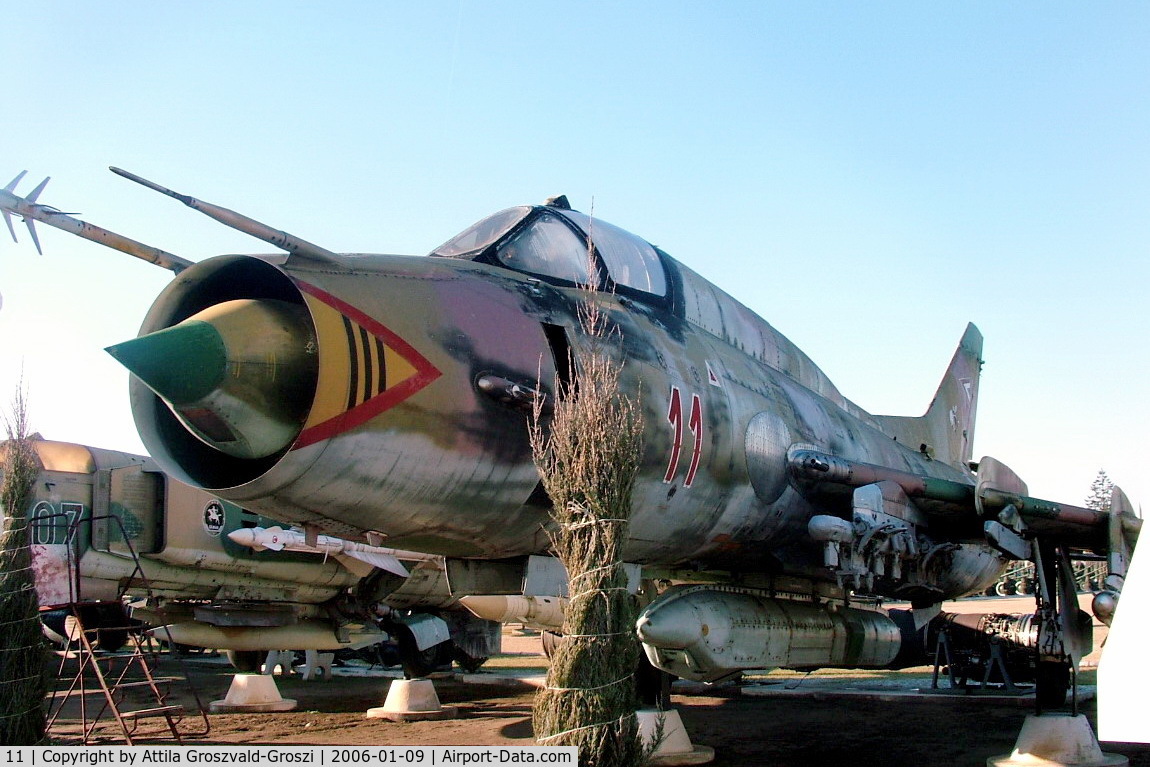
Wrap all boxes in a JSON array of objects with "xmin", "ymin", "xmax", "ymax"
[{"xmin": 664, "ymin": 386, "xmax": 703, "ymax": 487}]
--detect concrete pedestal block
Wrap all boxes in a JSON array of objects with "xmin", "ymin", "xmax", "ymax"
[
  {"xmin": 365, "ymin": 678, "xmax": 458, "ymax": 722},
  {"xmin": 637, "ymin": 708, "xmax": 715, "ymax": 766},
  {"xmin": 210, "ymin": 673, "xmax": 298, "ymax": 713},
  {"xmin": 987, "ymin": 714, "xmax": 1128, "ymax": 767}
]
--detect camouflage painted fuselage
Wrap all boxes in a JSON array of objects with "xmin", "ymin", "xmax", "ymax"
[{"xmin": 121, "ymin": 203, "xmax": 998, "ymax": 600}]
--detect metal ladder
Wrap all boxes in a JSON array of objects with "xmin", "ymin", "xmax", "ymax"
[
  {"xmin": 47, "ymin": 609, "xmax": 197, "ymax": 744},
  {"xmin": 44, "ymin": 512, "xmax": 211, "ymax": 744}
]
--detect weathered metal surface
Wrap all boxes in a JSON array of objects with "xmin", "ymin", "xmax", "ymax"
[
  {"xmin": 110, "ymin": 207, "xmax": 999, "ymax": 579},
  {"xmin": 636, "ymin": 585, "xmax": 902, "ymax": 682},
  {"xmin": 6, "ymin": 169, "xmax": 1140, "ymax": 685},
  {"xmin": 3, "ymin": 437, "xmax": 383, "ymax": 623},
  {"xmin": 150, "ymin": 619, "xmax": 386, "ymax": 651}
]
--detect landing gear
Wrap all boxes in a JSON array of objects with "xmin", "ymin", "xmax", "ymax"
[
  {"xmin": 1029, "ymin": 541, "xmax": 1088, "ymax": 713},
  {"xmin": 1035, "ymin": 660, "xmax": 1071, "ymax": 710},
  {"xmin": 635, "ymin": 651, "xmax": 673, "ymax": 709},
  {"xmin": 95, "ymin": 627, "xmax": 129, "ymax": 652},
  {"xmin": 42, "ymin": 604, "xmax": 136, "ymax": 651},
  {"xmin": 541, "ymin": 630, "xmax": 563, "ymax": 659},
  {"xmin": 451, "ymin": 646, "xmax": 488, "ymax": 673},
  {"xmin": 394, "ymin": 624, "xmax": 452, "ymax": 679}
]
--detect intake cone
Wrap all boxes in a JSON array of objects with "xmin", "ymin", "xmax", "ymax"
[
  {"xmin": 106, "ymin": 321, "xmax": 226, "ymax": 405},
  {"xmin": 107, "ymin": 298, "xmax": 318, "ymax": 460}
]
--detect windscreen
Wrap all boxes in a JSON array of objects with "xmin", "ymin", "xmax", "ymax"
[
  {"xmin": 496, "ymin": 211, "xmax": 593, "ymax": 285},
  {"xmin": 431, "ymin": 206, "xmax": 532, "ymax": 258}
]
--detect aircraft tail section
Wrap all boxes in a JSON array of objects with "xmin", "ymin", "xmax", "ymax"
[{"xmin": 873, "ymin": 323, "xmax": 983, "ymax": 470}]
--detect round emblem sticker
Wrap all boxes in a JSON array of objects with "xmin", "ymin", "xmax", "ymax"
[{"xmin": 203, "ymin": 500, "xmax": 225, "ymax": 537}]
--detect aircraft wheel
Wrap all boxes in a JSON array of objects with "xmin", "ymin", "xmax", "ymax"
[
  {"xmin": 451, "ymin": 647, "xmax": 488, "ymax": 673},
  {"xmin": 352, "ymin": 641, "xmax": 401, "ymax": 668},
  {"xmin": 995, "ymin": 579, "xmax": 1016, "ymax": 597},
  {"xmin": 40, "ymin": 609, "xmax": 76, "ymax": 649},
  {"xmin": 1035, "ymin": 660, "xmax": 1070, "ymax": 709},
  {"xmin": 541, "ymin": 631, "xmax": 564, "ymax": 660},
  {"xmin": 395, "ymin": 626, "xmax": 452, "ymax": 679},
  {"xmin": 1016, "ymin": 578, "xmax": 1033, "ymax": 596},
  {"xmin": 226, "ymin": 649, "xmax": 264, "ymax": 672}
]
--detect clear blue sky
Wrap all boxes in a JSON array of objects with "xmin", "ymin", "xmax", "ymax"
[{"xmin": 2, "ymin": 2, "xmax": 1147, "ymax": 510}]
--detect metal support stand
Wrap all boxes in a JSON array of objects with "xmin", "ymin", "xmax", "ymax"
[{"xmin": 43, "ymin": 512, "xmax": 210, "ymax": 743}]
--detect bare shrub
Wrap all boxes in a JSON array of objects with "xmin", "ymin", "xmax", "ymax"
[{"xmin": 530, "ymin": 291, "xmax": 647, "ymax": 767}]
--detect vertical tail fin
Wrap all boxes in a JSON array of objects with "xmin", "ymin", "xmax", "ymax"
[{"xmin": 873, "ymin": 323, "xmax": 983, "ymax": 470}]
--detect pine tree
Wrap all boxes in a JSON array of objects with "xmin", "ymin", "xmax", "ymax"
[{"xmin": 1086, "ymin": 469, "xmax": 1114, "ymax": 512}]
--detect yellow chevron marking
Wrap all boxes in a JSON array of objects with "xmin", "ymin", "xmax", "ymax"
[{"xmin": 302, "ymin": 294, "xmax": 351, "ymax": 430}]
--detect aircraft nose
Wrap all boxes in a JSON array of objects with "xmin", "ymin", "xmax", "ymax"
[{"xmin": 107, "ymin": 298, "xmax": 318, "ymax": 460}]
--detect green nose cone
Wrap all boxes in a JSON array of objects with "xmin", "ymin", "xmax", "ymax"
[{"xmin": 106, "ymin": 321, "xmax": 227, "ymax": 405}]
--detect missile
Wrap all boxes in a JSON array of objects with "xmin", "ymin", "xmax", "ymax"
[
  {"xmin": 228, "ymin": 526, "xmax": 438, "ymax": 578},
  {"xmin": 458, "ymin": 594, "xmax": 567, "ymax": 631},
  {"xmin": 788, "ymin": 447, "xmax": 1138, "ymax": 545},
  {"xmin": 1, "ymin": 170, "xmax": 192, "ymax": 271}
]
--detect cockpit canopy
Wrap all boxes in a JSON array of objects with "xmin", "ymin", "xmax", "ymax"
[{"xmin": 431, "ymin": 204, "xmax": 667, "ymax": 298}]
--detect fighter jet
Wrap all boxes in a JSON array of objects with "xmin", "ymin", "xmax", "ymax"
[
  {"xmin": 0, "ymin": 436, "xmax": 482, "ymax": 675},
  {"xmin": 3, "ymin": 169, "xmax": 1139, "ymax": 707}
]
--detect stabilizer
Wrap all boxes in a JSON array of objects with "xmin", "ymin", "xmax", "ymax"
[
  {"xmin": 3, "ymin": 170, "xmax": 49, "ymax": 253},
  {"xmin": 873, "ymin": 323, "xmax": 984, "ymax": 470}
]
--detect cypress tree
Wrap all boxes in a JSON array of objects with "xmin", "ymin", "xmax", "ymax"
[{"xmin": 0, "ymin": 388, "xmax": 49, "ymax": 745}]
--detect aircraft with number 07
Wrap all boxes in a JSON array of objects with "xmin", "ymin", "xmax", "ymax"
[{"xmin": 2, "ymin": 167, "xmax": 1140, "ymax": 706}]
